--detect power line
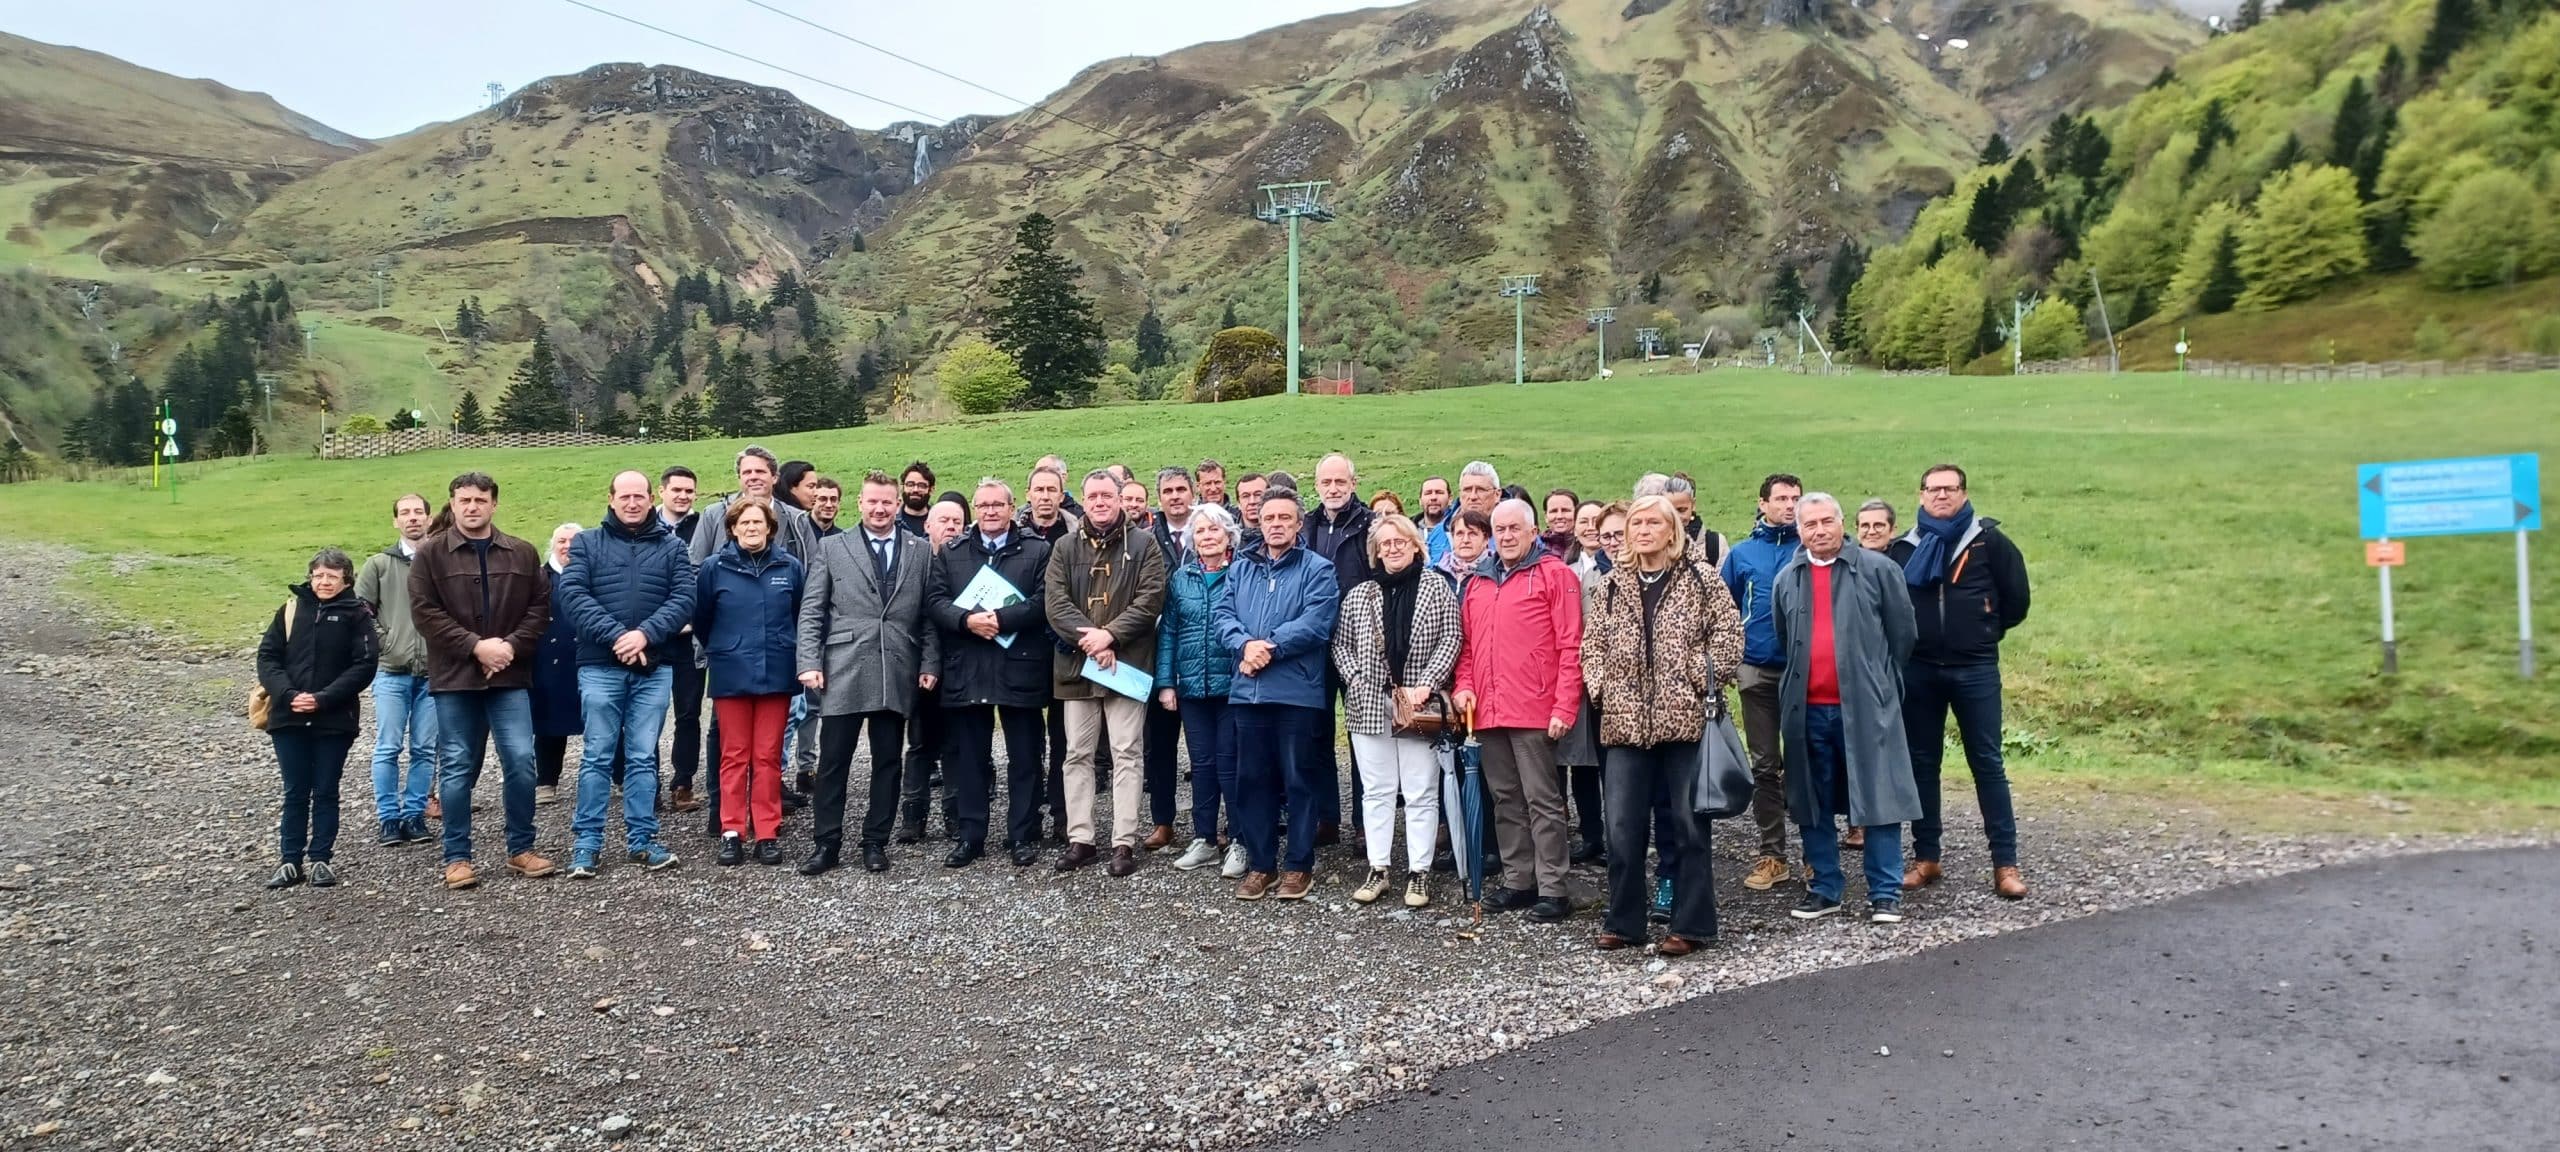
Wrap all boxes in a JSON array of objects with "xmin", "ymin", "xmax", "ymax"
[{"xmin": 733, "ymin": 0, "xmax": 1234, "ymax": 183}]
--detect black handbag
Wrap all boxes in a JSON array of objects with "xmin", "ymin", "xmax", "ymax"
[{"xmin": 1687, "ymin": 708, "xmax": 1753, "ymax": 820}]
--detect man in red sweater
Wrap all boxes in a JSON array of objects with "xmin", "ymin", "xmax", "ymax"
[
  {"xmin": 1453, "ymin": 499, "xmax": 1586, "ymax": 923},
  {"xmin": 1774, "ymin": 493, "xmax": 1919, "ymax": 924}
]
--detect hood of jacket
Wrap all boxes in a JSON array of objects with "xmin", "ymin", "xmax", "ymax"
[{"xmin": 1723, "ymin": 518, "xmax": 1803, "ymax": 668}]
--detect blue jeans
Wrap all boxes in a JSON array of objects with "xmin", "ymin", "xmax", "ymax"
[
  {"xmin": 572, "ymin": 664, "xmax": 671, "ymax": 853},
  {"xmin": 1799, "ymin": 704, "xmax": 1903, "ymax": 904},
  {"xmin": 435, "ymin": 689, "xmax": 539, "ymax": 863},
  {"xmin": 369, "ymin": 670, "xmax": 437, "ymax": 823},
  {"xmin": 1232, "ymin": 703, "xmax": 1322, "ymax": 874},
  {"xmin": 1178, "ymin": 695, "xmax": 1235, "ymax": 842},
  {"xmin": 1904, "ymin": 661, "xmax": 2018, "ymax": 867}
]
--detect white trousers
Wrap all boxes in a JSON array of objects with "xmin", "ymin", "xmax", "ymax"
[{"xmin": 1350, "ymin": 731, "xmax": 1442, "ymax": 871}]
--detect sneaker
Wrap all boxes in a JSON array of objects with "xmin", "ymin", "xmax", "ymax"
[
  {"xmin": 755, "ymin": 839, "xmax": 783, "ymax": 866},
  {"xmin": 1527, "ymin": 896, "xmax": 1571, "ymax": 923},
  {"xmin": 263, "ymin": 862, "xmax": 302, "ymax": 890},
  {"xmin": 507, "ymin": 851, "xmax": 559, "ymax": 878},
  {"xmin": 401, "ymin": 816, "xmax": 431, "ymax": 843},
  {"xmin": 629, "ymin": 843, "xmax": 677, "ymax": 871},
  {"xmin": 1352, "ymin": 868, "xmax": 1391, "ymax": 905},
  {"xmin": 1173, "ymin": 838, "xmax": 1220, "ymax": 871},
  {"xmin": 1743, "ymin": 856, "xmax": 1791, "ymax": 891},
  {"xmin": 1648, "ymin": 877, "xmax": 1675, "ymax": 924},
  {"xmin": 1403, "ymin": 874, "xmax": 1431, "ymax": 908},
  {"xmin": 716, "ymin": 834, "xmax": 745, "ymax": 867},
  {"xmin": 534, "ymin": 785, "xmax": 558, "ymax": 805},
  {"xmin": 307, "ymin": 861, "xmax": 339, "ymax": 888},
  {"xmin": 1789, "ymin": 892, "xmax": 1843, "ymax": 920},
  {"xmin": 1219, "ymin": 842, "xmax": 1249, "ymax": 879},
  {"xmin": 1235, "ymin": 871, "xmax": 1274, "ymax": 901},
  {"xmin": 567, "ymin": 848, "xmax": 600, "ymax": 879},
  {"xmin": 1480, "ymin": 885, "xmax": 1537, "ymax": 913},
  {"xmin": 1275, "ymin": 870, "xmax": 1314, "ymax": 900},
  {"xmin": 1868, "ymin": 899, "xmax": 1905, "ymax": 924},
  {"xmin": 378, "ymin": 819, "xmax": 405, "ymax": 846}
]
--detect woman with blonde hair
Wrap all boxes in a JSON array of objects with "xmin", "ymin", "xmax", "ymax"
[
  {"xmin": 1331, "ymin": 512, "xmax": 1463, "ymax": 907},
  {"xmin": 1579, "ymin": 494, "xmax": 1744, "ymax": 955}
]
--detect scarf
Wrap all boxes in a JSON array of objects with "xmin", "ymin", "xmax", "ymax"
[
  {"xmin": 1376, "ymin": 560, "xmax": 1424, "ymax": 677},
  {"xmin": 1541, "ymin": 528, "xmax": 1579, "ymax": 564},
  {"xmin": 1903, "ymin": 500, "xmax": 1974, "ymax": 587},
  {"xmin": 1592, "ymin": 550, "xmax": 1614, "ymax": 575}
]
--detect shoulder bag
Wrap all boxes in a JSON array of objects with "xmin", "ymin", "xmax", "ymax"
[{"xmin": 247, "ymin": 599, "xmax": 296, "ymax": 731}]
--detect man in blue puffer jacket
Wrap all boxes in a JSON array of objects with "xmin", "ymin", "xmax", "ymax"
[
  {"xmin": 1215, "ymin": 488, "xmax": 1340, "ymax": 902},
  {"xmin": 1719, "ymin": 472, "xmax": 1803, "ymax": 892},
  {"xmin": 557, "ymin": 470, "xmax": 699, "ymax": 878}
]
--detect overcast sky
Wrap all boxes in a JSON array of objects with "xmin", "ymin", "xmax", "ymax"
[{"xmin": 12, "ymin": 0, "xmax": 1389, "ymax": 139}]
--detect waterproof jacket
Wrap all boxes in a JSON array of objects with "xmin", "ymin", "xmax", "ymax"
[
  {"xmin": 531, "ymin": 572, "xmax": 583, "ymax": 738},
  {"xmin": 1302, "ymin": 500, "xmax": 1375, "ymax": 594},
  {"xmin": 1774, "ymin": 547, "xmax": 1920, "ymax": 827},
  {"xmin": 1153, "ymin": 558, "xmax": 1236, "ymax": 701},
  {"xmin": 1580, "ymin": 558, "xmax": 1745, "ymax": 749},
  {"xmin": 559, "ymin": 510, "xmax": 698, "ymax": 670},
  {"xmin": 1214, "ymin": 543, "xmax": 1339, "ymax": 709},
  {"xmin": 1452, "ymin": 543, "xmax": 1585, "ymax": 732},
  {"xmin": 408, "ymin": 528, "xmax": 551, "ymax": 694},
  {"xmin": 694, "ymin": 542, "xmax": 804, "ymax": 698},
  {"xmin": 256, "ymin": 582, "xmax": 379, "ymax": 735},
  {"xmin": 691, "ymin": 495, "xmax": 819, "ymax": 569},
  {"xmin": 1330, "ymin": 567, "xmax": 1462, "ymax": 737},
  {"xmin": 1043, "ymin": 516, "xmax": 1168, "ymax": 700},
  {"xmin": 1886, "ymin": 516, "xmax": 2029, "ymax": 666},
  {"xmin": 355, "ymin": 543, "xmax": 427, "ymax": 675},
  {"xmin": 927, "ymin": 529, "xmax": 1055, "ymax": 710},
  {"xmin": 796, "ymin": 527, "xmax": 941, "ymax": 717},
  {"xmin": 1720, "ymin": 519, "xmax": 1802, "ymax": 669}
]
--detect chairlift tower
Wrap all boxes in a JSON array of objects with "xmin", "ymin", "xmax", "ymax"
[
  {"xmin": 1499, "ymin": 275, "xmax": 1541, "ymax": 385},
  {"xmin": 1586, "ymin": 307, "xmax": 1615, "ymax": 379},
  {"xmin": 1636, "ymin": 326, "xmax": 1662, "ymax": 360},
  {"xmin": 1255, "ymin": 182, "xmax": 1334, "ymax": 396}
]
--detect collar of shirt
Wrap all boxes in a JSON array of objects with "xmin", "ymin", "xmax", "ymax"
[
  {"xmin": 979, "ymin": 530, "xmax": 1011, "ymax": 552},
  {"xmin": 397, "ymin": 539, "xmax": 417, "ymax": 559},
  {"xmin": 1808, "ymin": 550, "xmax": 1840, "ymax": 567},
  {"xmin": 864, "ymin": 527, "xmax": 898, "ymax": 546}
]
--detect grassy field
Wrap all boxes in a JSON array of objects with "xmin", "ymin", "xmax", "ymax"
[{"xmin": 3, "ymin": 370, "xmax": 2554, "ymax": 825}]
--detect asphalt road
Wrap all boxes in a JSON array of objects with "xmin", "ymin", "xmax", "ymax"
[{"xmin": 1287, "ymin": 846, "xmax": 2557, "ymax": 1152}]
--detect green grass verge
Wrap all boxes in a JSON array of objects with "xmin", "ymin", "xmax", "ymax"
[{"xmin": 4, "ymin": 370, "xmax": 2554, "ymax": 820}]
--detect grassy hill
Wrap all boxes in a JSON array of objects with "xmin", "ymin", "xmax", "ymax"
[{"xmin": 4, "ymin": 370, "xmax": 2552, "ymax": 823}]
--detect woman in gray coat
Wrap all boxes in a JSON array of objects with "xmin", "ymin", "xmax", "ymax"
[
  {"xmin": 1773, "ymin": 493, "xmax": 1919, "ymax": 924},
  {"xmin": 795, "ymin": 471, "xmax": 944, "ymax": 876}
]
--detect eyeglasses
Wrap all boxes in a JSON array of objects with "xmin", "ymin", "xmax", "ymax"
[
  {"xmin": 1597, "ymin": 530, "xmax": 1626, "ymax": 543},
  {"xmin": 1922, "ymin": 485, "xmax": 1964, "ymax": 496},
  {"xmin": 973, "ymin": 500, "xmax": 1011, "ymax": 510}
]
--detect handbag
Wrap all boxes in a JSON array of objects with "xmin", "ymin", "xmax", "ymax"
[
  {"xmin": 247, "ymin": 598, "xmax": 296, "ymax": 731},
  {"xmin": 1392, "ymin": 688, "xmax": 1459, "ymax": 740},
  {"xmin": 1687, "ymin": 708, "xmax": 1753, "ymax": 820}
]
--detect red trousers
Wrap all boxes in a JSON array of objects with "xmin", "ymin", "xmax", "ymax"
[{"xmin": 714, "ymin": 694, "xmax": 791, "ymax": 840}]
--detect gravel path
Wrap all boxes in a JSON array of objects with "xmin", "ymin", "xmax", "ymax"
[{"xmin": 0, "ymin": 540, "xmax": 2537, "ymax": 1150}]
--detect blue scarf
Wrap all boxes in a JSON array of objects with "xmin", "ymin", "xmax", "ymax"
[{"xmin": 1904, "ymin": 501, "xmax": 1974, "ymax": 587}]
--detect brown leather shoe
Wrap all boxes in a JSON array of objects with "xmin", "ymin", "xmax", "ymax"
[
  {"xmin": 1595, "ymin": 932, "xmax": 1639, "ymax": 951},
  {"xmin": 507, "ymin": 851, "xmax": 558, "ymax": 878},
  {"xmin": 442, "ymin": 861, "xmax": 478, "ymax": 890},
  {"xmin": 1656, "ymin": 934, "xmax": 1708, "ymax": 957},
  {"xmin": 1993, "ymin": 865, "xmax": 2029, "ymax": 900},
  {"xmin": 1235, "ymin": 871, "xmax": 1273, "ymax": 900},
  {"xmin": 1842, "ymin": 826, "xmax": 1866, "ymax": 852},
  {"xmin": 1742, "ymin": 856, "xmax": 1790, "ymax": 891},
  {"xmin": 1107, "ymin": 846, "xmax": 1139, "ymax": 877},
  {"xmin": 1142, "ymin": 824, "xmax": 1174, "ymax": 851},
  {"xmin": 1275, "ymin": 870, "xmax": 1313, "ymax": 900},
  {"xmin": 425, "ymin": 794, "xmax": 443, "ymax": 821},
  {"xmin": 670, "ymin": 786, "xmax": 701, "ymax": 813},
  {"xmin": 1903, "ymin": 859, "xmax": 1944, "ymax": 890},
  {"xmin": 1053, "ymin": 842, "xmax": 1100, "ymax": 873}
]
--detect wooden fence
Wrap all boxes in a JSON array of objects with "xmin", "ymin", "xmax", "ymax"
[
  {"xmin": 2017, "ymin": 356, "xmax": 2114, "ymax": 376},
  {"xmin": 2187, "ymin": 354, "xmax": 2560, "ymax": 381},
  {"xmin": 320, "ymin": 428, "xmax": 647, "ymax": 460}
]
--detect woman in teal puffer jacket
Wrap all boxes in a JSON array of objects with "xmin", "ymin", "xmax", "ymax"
[{"xmin": 1154, "ymin": 504, "xmax": 1243, "ymax": 876}]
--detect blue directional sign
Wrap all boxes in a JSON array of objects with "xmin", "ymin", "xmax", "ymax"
[{"xmin": 2358, "ymin": 453, "xmax": 2541, "ymax": 540}]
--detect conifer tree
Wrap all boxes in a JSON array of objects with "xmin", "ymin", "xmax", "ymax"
[
  {"xmin": 706, "ymin": 345, "xmax": 765, "ymax": 436},
  {"xmin": 2328, "ymin": 78, "xmax": 2372, "ymax": 170},
  {"xmin": 986, "ymin": 212, "xmax": 1104, "ymax": 408},
  {"xmin": 1220, "ymin": 299, "xmax": 1239, "ymax": 330},
  {"xmin": 665, "ymin": 390, "xmax": 704, "ymax": 441},
  {"xmin": 2198, "ymin": 231, "xmax": 2245, "ymax": 314},
  {"xmin": 453, "ymin": 389, "xmax": 488, "ymax": 435},
  {"xmin": 1977, "ymin": 133, "xmax": 2012, "ymax": 166},
  {"xmin": 494, "ymin": 325, "xmax": 573, "ymax": 432},
  {"xmin": 1134, "ymin": 304, "xmax": 1172, "ymax": 370}
]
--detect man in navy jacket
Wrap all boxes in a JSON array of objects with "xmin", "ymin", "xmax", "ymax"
[
  {"xmin": 1216, "ymin": 488, "xmax": 1340, "ymax": 902},
  {"xmin": 558, "ymin": 470, "xmax": 698, "ymax": 879}
]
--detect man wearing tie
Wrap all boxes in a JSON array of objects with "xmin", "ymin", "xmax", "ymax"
[{"xmin": 797, "ymin": 471, "xmax": 941, "ymax": 875}]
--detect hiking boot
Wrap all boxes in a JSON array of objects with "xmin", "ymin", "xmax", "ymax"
[
  {"xmin": 1743, "ymin": 856, "xmax": 1791, "ymax": 891},
  {"xmin": 1527, "ymin": 896, "xmax": 1571, "ymax": 923},
  {"xmin": 1235, "ymin": 871, "xmax": 1274, "ymax": 901},
  {"xmin": 306, "ymin": 861, "xmax": 339, "ymax": 888},
  {"xmin": 1904, "ymin": 859, "xmax": 1945, "ymax": 890},
  {"xmin": 1403, "ymin": 874, "xmax": 1431, "ymax": 908},
  {"xmin": 1789, "ymin": 892, "xmax": 1842, "ymax": 920},
  {"xmin": 1352, "ymin": 868, "xmax": 1391, "ymax": 905},
  {"xmin": 1843, "ymin": 825, "xmax": 1867, "ymax": 852},
  {"xmin": 507, "ymin": 851, "xmax": 559, "ymax": 878},
  {"xmin": 425, "ymin": 794, "xmax": 442, "ymax": 821},
  {"xmin": 1993, "ymin": 866, "xmax": 2029, "ymax": 901},
  {"xmin": 670, "ymin": 786, "xmax": 701, "ymax": 812},
  {"xmin": 1648, "ymin": 877, "xmax": 1675, "ymax": 924},
  {"xmin": 442, "ymin": 860, "xmax": 479, "ymax": 890},
  {"xmin": 263, "ymin": 862, "xmax": 302, "ymax": 890},
  {"xmin": 1220, "ymin": 842, "xmax": 1249, "ymax": 879},
  {"xmin": 566, "ymin": 848, "xmax": 600, "ymax": 879},
  {"xmin": 1275, "ymin": 871, "xmax": 1314, "ymax": 900},
  {"xmin": 1173, "ymin": 838, "xmax": 1220, "ymax": 871},
  {"xmin": 1107, "ymin": 846, "xmax": 1139, "ymax": 877},
  {"xmin": 629, "ymin": 843, "xmax": 677, "ymax": 871}
]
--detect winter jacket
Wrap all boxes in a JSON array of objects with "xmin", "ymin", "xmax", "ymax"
[
  {"xmin": 1421, "ymin": 513, "xmax": 1452, "ymax": 567},
  {"xmin": 694, "ymin": 542, "xmax": 804, "ymax": 698},
  {"xmin": 1452, "ymin": 543, "xmax": 1585, "ymax": 732},
  {"xmin": 559, "ymin": 510, "xmax": 698, "ymax": 670},
  {"xmin": 1887, "ymin": 517, "xmax": 2030, "ymax": 666},
  {"xmin": 1775, "ymin": 547, "xmax": 1920, "ymax": 827},
  {"xmin": 927, "ymin": 529, "xmax": 1055, "ymax": 710},
  {"xmin": 1043, "ymin": 516, "xmax": 1169, "ymax": 700},
  {"xmin": 408, "ymin": 528, "xmax": 551, "ymax": 694},
  {"xmin": 1580, "ymin": 558, "xmax": 1745, "ymax": 749},
  {"xmin": 796, "ymin": 527, "xmax": 941, "ymax": 717},
  {"xmin": 1213, "ymin": 543, "xmax": 1339, "ymax": 709},
  {"xmin": 1330, "ymin": 569, "xmax": 1462, "ymax": 737},
  {"xmin": 1302, "ymin": 500, "xmax": 1375, "ymax": 595},
  {"xmin": 1153, "ymin": 559, "xmax": 1236, "ymax": 701},
  {"xmin": 1720, "ymin": 519, "xmax": 1802, "ymax": 669},
  {"xmin": 255, "ymin": 582, "xmax": 379, "ymax": 735},
  {"xmin": 530, "ymin": 572, "xmax": 583, "ymax": 738},
  {"xmin": 355, "ymin": 542, "xmax": 427, "ymax": 675},
  {"xmin": 690, "ymin": 495, "xmax": 820, "ymax": 569}
]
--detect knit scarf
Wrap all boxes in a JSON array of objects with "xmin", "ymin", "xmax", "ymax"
[
  {"xmin": 1903, "ymin": 501, "xmax": 1974, "ymax": 587},
  {"xmin": 1377, "ymin": 559, "xmax": 1424, "ymax": 676}
]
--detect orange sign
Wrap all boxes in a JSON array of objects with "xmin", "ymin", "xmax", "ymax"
[{"xmin": 2366, "ymin": 540, "xmax": 2406, "ymax": 567}]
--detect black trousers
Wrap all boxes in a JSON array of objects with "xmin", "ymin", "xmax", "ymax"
[
  {"xmin": 1144, "ymin": 697, "xmax": 1182, "ymax": 828},
  {"xmin": 899, "ymin": 686, "xmax": 954, "ymax": 833},
  {"xmin": 1568, "ymin": 763, "xmax": 1603, "ymax": 847},
  {"xmin": 946, "ymin": 703, "xmax": 1046, "ymax": 848},
  {"xmin": 812, "ymin": 710, "xmax": 907, "ymax": 849},
  {"xmin": 1602, "ymin": 743, "xmax": 1718, "ymax": 941},
  {"xmin": 669, "ymin": 655, "xmax": 705, "ymax": 790},
  {"xmin": 537, "ymin": 735, "xmax": 622, "ymax": 790}
]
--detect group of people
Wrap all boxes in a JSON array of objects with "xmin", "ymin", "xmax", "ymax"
[{"xmin": 253, "ymin": 446, "xmax": 2031, "ymax": 952}]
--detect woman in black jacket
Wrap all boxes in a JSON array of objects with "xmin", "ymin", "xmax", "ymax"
[{"xmin": 255, "ymin": 548, "xmax": 379, "ymax": 889}]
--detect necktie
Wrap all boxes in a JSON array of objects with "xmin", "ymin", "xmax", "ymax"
[{"xmin": 871, "ymin": 537, "xmax": 893, "ymax": 586}]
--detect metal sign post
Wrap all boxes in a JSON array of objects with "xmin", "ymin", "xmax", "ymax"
[
  {"xmin": 2521, "ymin": 529, "xmax": 2536, "ymax": 678},
  {"xmin": 2356, "ymin": 453, "xmax": 2542, "ymax": 678},
  {"xmin": 2368, "ymin": 539, "xmax": 2403, "ymax": 673}
]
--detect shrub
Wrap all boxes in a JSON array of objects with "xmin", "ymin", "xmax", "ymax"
[
  {"xmin": 1188, "ymin": 327, "xmax": 1285, "ymax": 403},
  {"xmin": 2018, "ymin": 297, "xmax": 2087, "ymax": 361},
  {"xmin": 2411, "ymin": 167, "xmax": 2544, "ymax": 289},
  {"xmin": 339, "ymin": 414, "xmax": 387, "ymax": 436},
  {"xmin": 936, "ymin": 337, "xmax": 1027, "ymax": 415},
  {"xmin": 2236, "ymin": 166, "xmax": 2366, "ymax": 310}
]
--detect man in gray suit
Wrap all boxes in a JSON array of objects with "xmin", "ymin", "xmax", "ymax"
[{"xmin": 796, "ymin": 470, "xmax": 941, "ymax": 875}]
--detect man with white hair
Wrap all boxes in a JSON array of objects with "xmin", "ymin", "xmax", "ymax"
[
  {"xmin": 1451, "ymin": 498, "xmax": 1586, "ymax": 923},
  {"xmin": 1302, "ymin": 452, "xmax": 1374, "ymax": 841},
  {"xmin": 1773, "ymin": 492, "xmax": 1919, "ymax": 923}
]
